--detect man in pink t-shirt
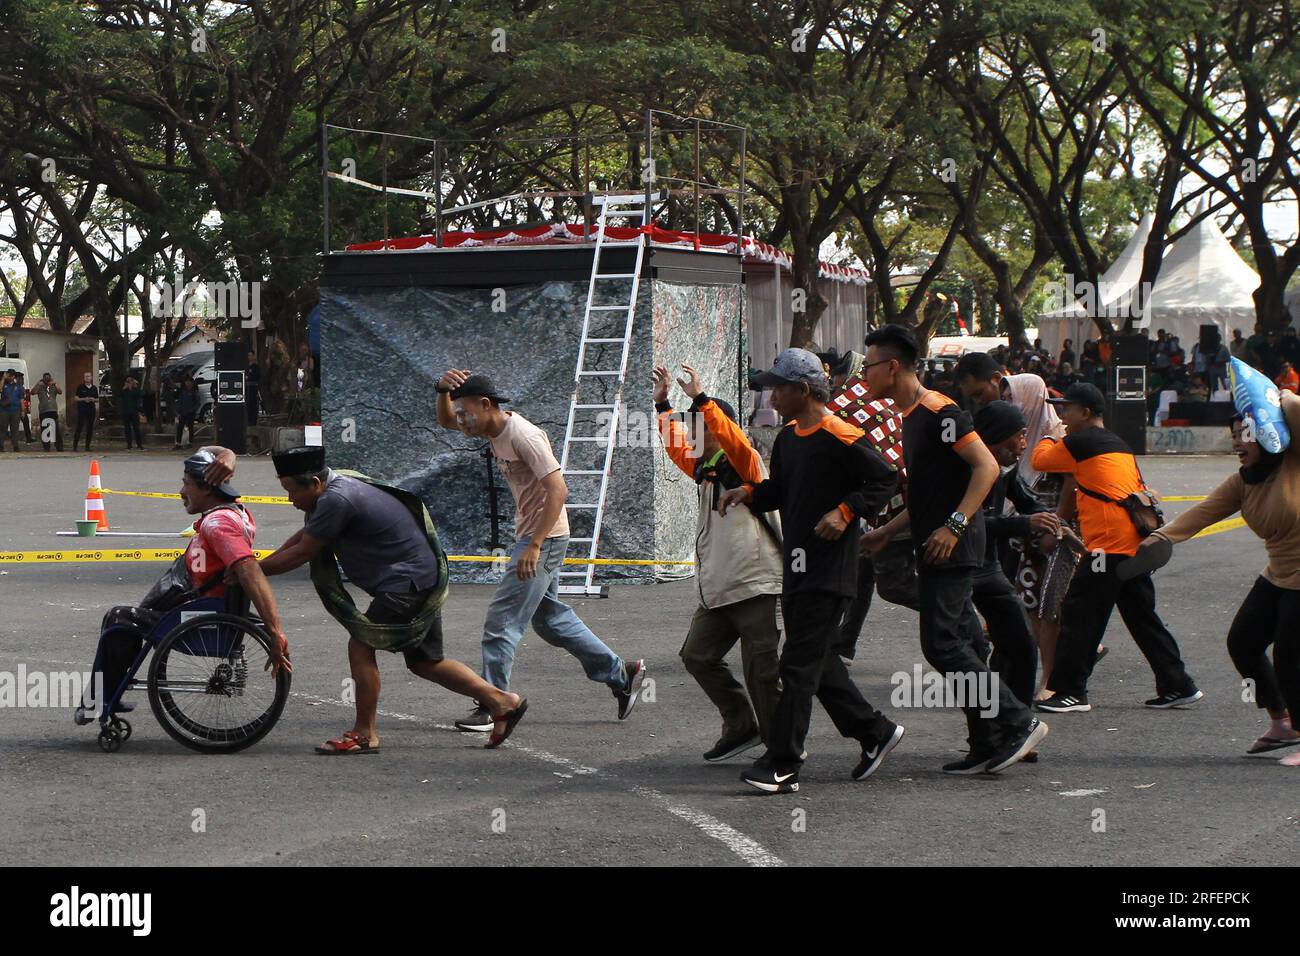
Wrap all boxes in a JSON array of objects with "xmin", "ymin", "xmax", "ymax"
[{"xmin": 436, "ymin": 370, "xmax": 646, "ymax": 732}]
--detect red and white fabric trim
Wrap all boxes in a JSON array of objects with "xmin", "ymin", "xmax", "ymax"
[{"xmin": 345, "ymin": 223, "xmax": 873, "ymax": 286}]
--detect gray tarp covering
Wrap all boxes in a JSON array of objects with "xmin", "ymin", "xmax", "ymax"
[{"xmin": 320, "ymin": 278, "xmax": 744, "ymax": 583}]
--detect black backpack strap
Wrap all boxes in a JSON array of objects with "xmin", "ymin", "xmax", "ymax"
[{"xmin": 1074, "ymin": 481, "xmax": 1115, "ymax": 504}]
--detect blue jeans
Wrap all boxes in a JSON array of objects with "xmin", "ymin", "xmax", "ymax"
[{"xmin": 481, "ymin": 535, "xmax": 626, "ymax": 692}]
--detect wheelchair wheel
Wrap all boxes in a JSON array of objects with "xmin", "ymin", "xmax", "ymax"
[
  {"xmin": 147, "ymin": 613, "xmax": 290, "ymax": 753},
  {"xmin": 97, "ymin": 720, "xmax": 126, "ymax": 753}
]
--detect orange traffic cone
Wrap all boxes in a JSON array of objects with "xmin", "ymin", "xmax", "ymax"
[{"xmin": 85, "ymin": 460, "xmax": 108, "ymax": 530}]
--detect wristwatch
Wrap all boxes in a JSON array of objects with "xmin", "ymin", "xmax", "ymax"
[{"xmin": 945, "ymin": 511, "xmax": 969, "ymax": 536}]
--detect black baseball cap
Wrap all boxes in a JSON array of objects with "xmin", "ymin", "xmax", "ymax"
[
  {"xmin": 973, "ymin": 400, "xmax": 1027, "ymax": 445},
  {"xmin": 273, "ymin": 445, "xmax": 326, "ymax": 477},
  {"xmin": 450, "ymin": 374, "xmax": 511, "ymax": 404},
  {"xmin": 1046, "ymin": 382, "xmax": 1106, "ymax": 415}
]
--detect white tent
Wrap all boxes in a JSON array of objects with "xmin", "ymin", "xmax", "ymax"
[
  {"xmin": 1038, "ymin": 212, "xmax": 1154, "ymax": 355},
  {"xmin": 1137, "ymin": 205, "xmax": 1261, "ymax": 345}
]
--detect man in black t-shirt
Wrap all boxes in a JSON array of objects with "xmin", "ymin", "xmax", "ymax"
[
  {"xmin": 719, "ymin": 348, "xmax": 904, "ymax": 794},
  {"xmin": 72, "ymin": 372, "xmax": 99, "ymax": 452},
  {"xmin": 862, "ymin": 325, "xmax": 1047, "ymax": 775}
]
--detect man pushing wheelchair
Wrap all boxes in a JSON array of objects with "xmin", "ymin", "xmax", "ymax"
[{"xmin": 74, "ymin": 447, "xmax": 291, "ymax": 730}]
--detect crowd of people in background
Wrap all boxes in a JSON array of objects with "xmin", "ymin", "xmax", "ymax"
[{"xmin": 0, "ymin": 350, "xmax": 280, "ymax": 453}]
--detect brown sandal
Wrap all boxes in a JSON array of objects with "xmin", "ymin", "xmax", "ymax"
[{"xmin": 315, "ymin": 730, "xmax": 380, "ymax": 755}]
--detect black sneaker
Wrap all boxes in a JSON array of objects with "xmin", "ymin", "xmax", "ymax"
[
  {"xmin": 852, "ymin": 722, "xmax": 905, "ymax": 781},
  {"xmin": 615, "ymin": 659, "xmax": 646, "ymax": 720},
  {"xmin": 942, "ymin": 750, "xmax": 995, "ymax": 775},
  {"xmin": 454, "ymin": 704, "xmax": 494, "ymax": 732},
  {"xmin": 986, "ymin": 718, "xmax": 1049, "ymax": 773},
  {"xmin": 1035, "ymin": 692, "xmax": 1091, "ymax": 713},
  {"xmin": 741, "ymin": 756, "xmax": 799, "ymax": 794},
  {"xmin": 1144, "ymin": 688, "xmax": 1203, "ymax": 709},
  {"xmin": 704, "ymin": 731, "xmax": 763, "ymax": 762}
]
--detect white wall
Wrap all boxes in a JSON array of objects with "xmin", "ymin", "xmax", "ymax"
[{"xmin": 1, "ymin": 329, "xmax": 96, "ymax": 418}]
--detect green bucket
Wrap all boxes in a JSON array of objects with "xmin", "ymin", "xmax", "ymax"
[{"xmin": 75, "ymin": 520, "xmax": 99, "ymax": 537}]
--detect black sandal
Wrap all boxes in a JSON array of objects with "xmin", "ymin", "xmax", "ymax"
[{"xmin": 485, "ymin": 698, "xmax": 528, "ymax": 749}]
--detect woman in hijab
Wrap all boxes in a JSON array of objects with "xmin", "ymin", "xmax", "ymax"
[
  {"xmin": 1138, "ymin": 392, "xmax": 1300, "ymax": 763},
  {"xmin": 1000, "ymin": 369, "xmax": 1087, "ymax": 697}
]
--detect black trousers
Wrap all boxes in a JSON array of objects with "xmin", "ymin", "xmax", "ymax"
[
  {"xmin": 836, "ymin": 537, "xmax": 920, "ymax": 658},
  {"xmin": 918, "ymin": 565, "xmax": 1031, "ymax": 754},
  {"xmin": 85, "ymin": 606, "xmax": 162, "ymax": 712},
  {"xmin": 1227, "ymin": 576, "xmax": 1300, "ymax": 726},
  {"xmin": 73, "ymin": 407, "xmax": 95, "ymax": 450},
  {"xmin": 769, "ymin": 591, "xmax": 895, "ymax": 767},
  {"xmin": 1047, "ymin": 554, "xmax": 1194, "ymax": 698},
  {"xmin": 39, "ymin": 411, "xmax": 63, "ymax": 451},
  {"xmin": 122, "ymin": 413, "xmax": 143, "ymax": 448},
  {"xmin": 971, "ymin": 560, "xmax": 1038, "ymax": 709}
]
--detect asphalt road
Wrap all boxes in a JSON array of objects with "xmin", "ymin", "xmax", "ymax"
[{"xmin": 1, "ymin": 448, "xmax": 1296, "ymax": 866}]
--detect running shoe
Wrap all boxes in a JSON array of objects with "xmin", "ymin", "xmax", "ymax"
[
  {"xmin": 986, "ymin": 718, "xmax": 1049, "ymax": 773},
  {"xmin": 741, "ymin": 754, "xmax": 799, "ymax": 794},
  {"xmin": 454, "ymin": 704, "xmax": 494, "ymax": 732},
  {"xmin": 704, "ymin": 731, "xmax": 762, "ymax": 762},
  {"xmin": 615, "ymin": 659, "xmax": 646, "ymax": 720},
  {"xmin": 942, "ymin": 750, "xmax": 995, "ymax": 775},
  {"xmin": 1036, "ymin": 692, "xmax": 1091, "ymax": 713},
  {"xmin": 1144, "ymin": 688, "xmax": 1203, "ymax": 709},
  {"xmin": 852, "ymin": 722, "xmax": 905, "ymax": 781}
]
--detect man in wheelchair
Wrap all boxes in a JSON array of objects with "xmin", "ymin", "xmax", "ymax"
[{"xmin": 74, "ymin": 447, "xmax": 291, "ymax": 724}]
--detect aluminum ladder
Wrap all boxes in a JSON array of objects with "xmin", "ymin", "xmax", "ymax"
[{"xmin": 557, "ymin": 194, "xmax": 651, "ymax": 596}]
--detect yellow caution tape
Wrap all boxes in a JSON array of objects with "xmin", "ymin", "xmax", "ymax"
[
  {"xmin": 0, "ymin": 548, "xmax": 695, "ymax": 566},
  {"xmin": 0, "ymin": 548, "xmax": 272, "ymax": 564},
  {"xmin": 102, "ymin": 488, "xmax": 293, "ymax": 506},
  {"xmin": 1163, "ymin": 495, "xmax": 1208, "ymax": 502}
]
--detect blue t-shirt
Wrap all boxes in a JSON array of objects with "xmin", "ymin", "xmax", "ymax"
[
  {"xmin": 303, "ymin": 472, "xmax": 442, "ymax": 594},
  {"xmin": 0, "ymin": 381, "xmax": 22, "ymax": 413}
]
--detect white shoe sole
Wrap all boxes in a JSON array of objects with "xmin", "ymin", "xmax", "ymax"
[
  {"xmin": 455, "ymin": 720, "xmax": 494, "ymax": 733},
  {"xmin": 742, "ymin": 777, "xmax": 798, "ymax": 794},
  {"xmin": 987, "ymin": 721, "xmax": 1049, "ymax": 774}
]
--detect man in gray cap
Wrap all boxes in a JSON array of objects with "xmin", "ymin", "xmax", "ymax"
[
  {"xmin": 76, "ymin": 447, "xmax": 290, "ymax": 723},
  {"xmin": 718, "ymin": 348, "xmax": 905, "ymax": 794}
]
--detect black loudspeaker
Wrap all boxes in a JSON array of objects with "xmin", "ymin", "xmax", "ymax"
[
  {"xmin": 214, "ymin": 342, "xmax": 248, "ymax": 455},
  {"xmin": 1109, "ymin": 332, "xmax": 1150, "ymax": 367},
  {"xmin": 1108, "ymin": 332, "xmax": 1149, "ymax": 455},
  {"xmin": 1199, "ymin": 324, "xmax": 1221, "ymax": 352}
]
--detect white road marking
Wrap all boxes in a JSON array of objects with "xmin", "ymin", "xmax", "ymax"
[
  {"xmin": 292, "ymin": 690, "xmax": 783, "ymax": 866},
  {"xmin": 1058, "ymin": 788, "xmax": 1108, "ymax": 797},
  {"xmin": 630, "ymin": 786, "xmax": 784, "ymax": 867},
  {"xmin": 7, "ymin": 656, "xmax": 784, "ymax": 868}
]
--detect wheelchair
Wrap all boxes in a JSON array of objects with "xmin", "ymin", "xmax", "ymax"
[{"xmin": 86, "ymin": 586, "xmax": 291, "ymax": 754}]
